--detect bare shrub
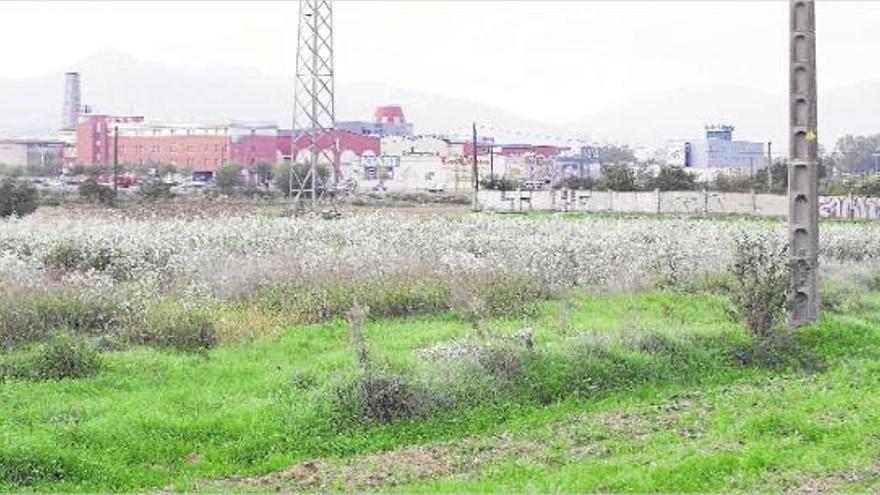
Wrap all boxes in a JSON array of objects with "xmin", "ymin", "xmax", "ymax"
[
  {"xmin": 343, "ymin": 304, "xmax": 421, "ymax": 423},
  {"xmin": 730, "ymin": 232, "xmax": 790, "ymax": 337}
]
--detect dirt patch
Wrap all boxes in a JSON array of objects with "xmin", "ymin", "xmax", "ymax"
[
  {"xmin": 602, "ymin": 412, "xmax": 678, "ymax": 436},
  {"xmin": 207, "ymin": 435, "xmax": 543, "ymax": 493},
  {"xmin": 790, "ymin": 463, "xmax": 880, "ymax": 493},
  {"xmin": 204, "ymin": 394, "xmax": 702, "ymax": 492}
]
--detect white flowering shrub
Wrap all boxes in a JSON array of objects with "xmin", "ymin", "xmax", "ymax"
[{"xmin": 1, "ymin": 212, "xmax": 879, "ymax": 346}]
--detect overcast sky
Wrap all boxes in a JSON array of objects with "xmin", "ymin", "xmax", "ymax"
[{"xmin": 2, "ymin": 1, "xmax": 879, "ymax": 125}]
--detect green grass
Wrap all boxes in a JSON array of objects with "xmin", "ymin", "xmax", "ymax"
[{"xmin": 2, "ymin": 290, "xmax": 880, "ymax": 492}]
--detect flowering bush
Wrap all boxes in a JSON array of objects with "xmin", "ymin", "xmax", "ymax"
[{"xmin": 1, "ymin": 211, "xmax": 879, "ymax": 346}]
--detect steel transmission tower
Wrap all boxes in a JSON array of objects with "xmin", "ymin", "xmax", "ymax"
[
  {"xmin": 789, "ymin": 0, "xmax": 819, "ymax": 325},
  {"xmin": 290, "ymin": 0, "xmax": 336, "ymax": 210}
]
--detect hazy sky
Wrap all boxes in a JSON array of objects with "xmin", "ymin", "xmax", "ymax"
[{"xmin": 2, "ymin": 1, "xmax": 879, "ymax": 125}]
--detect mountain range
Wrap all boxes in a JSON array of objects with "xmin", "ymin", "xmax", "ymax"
[{"xmin": 0, "ymin": 50, "xmax": 877, "ymax": 149}]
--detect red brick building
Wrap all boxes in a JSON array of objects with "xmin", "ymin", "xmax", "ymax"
[
  {"xmin": 277, "ymin": 129, "xmax": 380, "ymax": 168},
  {"xmin": 76, "ymin": 115, "xmax": 280, "ymax": 175}
]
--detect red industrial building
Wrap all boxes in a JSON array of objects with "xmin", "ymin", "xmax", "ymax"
[
  {"xmin": 76, "ymin": 115, "xmax": 284, "ymax": 176},
  {"xmin": 277, "ymin": 129, "xmax": 380, "ymax": 164}
]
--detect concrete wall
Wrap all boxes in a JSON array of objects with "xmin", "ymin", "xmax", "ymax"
[
  {"xmin": 477, "ymin": 189, "xmax": 877, "ymax": 221},
  {"xmin": 0, "ymin": 142, "xmax": 28, "ymax": 166}
]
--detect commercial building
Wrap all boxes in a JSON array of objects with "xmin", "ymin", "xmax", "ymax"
[
  {"xmin": 336, "ymin": 105, "xmax": 414, "ymax": 137},
  {"xmin": 0, "ymin": 139, "xmax": 66, "ymax": 168},
  {"xmin": 680, "ymin": 125, "xmax": 766, "ymax": 170}
]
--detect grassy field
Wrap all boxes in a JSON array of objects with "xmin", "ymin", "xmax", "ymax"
[
  {"xmin": 3, "ymin": 286, "xmax": 880, "ymax": 492},
  {"xmin": 4, "ymin": 208, "xmax": 880, "ymax": 492}
]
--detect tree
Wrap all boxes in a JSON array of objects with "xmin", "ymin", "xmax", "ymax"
[
  {"xmin": 711, "ymin": 172, "xmax": 754, "ymax": 193},
  {"xmin": 650, "ymin": 166, "xmax": 698, "ymax": 191},
  {"xmin": 0, "ymin": 177, "xmax": 38, "ymax": 218},
  {"xmin": 254, "ymin": 162, "xmax": 274, "ymax": 186},
  {"xmin": 833, "ymin": 134, "xmax": 880, "ymax": 174},
  {"xmin": 215, "ymin": 163, "xmax": 243, "ymax": 193},
  {"xmin": 137, "ymin": 178, "xmax": 175, "ymax": 201},
  {"xmin": 634, "ymin": 166, "xmax": 657, "ymax": 191},
  {"xmin": 553, "ymin": 176, "xmax": 595, "ymax": 191},
  {"xmin": 78, "ymin": 179, "xmax": 115, "ymax": 205},
  {"xmin": 595, "ymin": 145, "xmax": 637, "ymax": 165},
  {"xmin": 599, "ymin": 164, "xmax": 637, "ymax": 191},
  {"xmin": 753, "ymin": 160, "xmax": 788, "ymax": 194},
  {"xmin": 273, "ymin": 162, "xmax": 332, "ymax": 196}
]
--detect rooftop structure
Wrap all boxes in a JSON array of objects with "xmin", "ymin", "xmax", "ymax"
[{"xmin": 336, "ymin": 105, "xmax": 414, "ymax": 137}]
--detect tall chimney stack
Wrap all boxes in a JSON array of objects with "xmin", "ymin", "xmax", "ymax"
[{"xmin": 63, "ymin": 72, "xmax": 81, "ymax": 129}]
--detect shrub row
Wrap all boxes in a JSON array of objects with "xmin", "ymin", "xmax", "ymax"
[
  {"xmin": 332, "ymin": 318, "xmax": 821, "ymax": 426},
  {"xmin": 252, "ymin": 271, "xmax": 553, "ymax": 324}
]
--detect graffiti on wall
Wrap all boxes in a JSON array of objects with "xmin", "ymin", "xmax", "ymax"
[{"xmin": 819, "ymin": 196, "xmax": 880, "ymax": 220}]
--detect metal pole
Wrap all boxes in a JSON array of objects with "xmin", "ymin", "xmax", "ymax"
[
  {"xmin": 311, "ymin": 8, "xmax": 319, "ymax": 211},
  {"xmin": 113, "ymin": 125, "xmax": 119, "ymax": 207},
  {"xmin": 472, "ymin": 122, "xmax": 479, "ymax": 210},
  {"xmin": 789, "ymin": 0, "xmax": 819, "ymax": 325},
  {"xmin": 489, "ymin": 145, "xmax": 495, "ymax": 180}
]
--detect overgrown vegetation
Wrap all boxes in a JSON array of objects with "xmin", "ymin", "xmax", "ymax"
[
  {"xmin": 136, "ymin": 178, "xmax": 175, "ymax": 201},
  {"xmin": 3, "ymin": 210, "xmax": 880, "ymax": 492},
  {"xmin": 125, "ymin": 301, "xmax": 216, "ymax": 352},
  {"xmin": 729, "ymin": 231, "xmax": 791, "ymax": 337},
  {"xmin": 78, "ymin": 179, "xmax": 115, "ymax": 205},
  {"xmin": 0, "ymin": 177, "xmax": 37, "ymax": 218},
  {"xmin": 0, "ymin": 332, "xmax": 101, "ymax": 381}
]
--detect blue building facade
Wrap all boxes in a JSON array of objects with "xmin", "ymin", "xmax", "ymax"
[{"xmin": 685, "ymin": 125, "xmax": 765, "ymax": 169}]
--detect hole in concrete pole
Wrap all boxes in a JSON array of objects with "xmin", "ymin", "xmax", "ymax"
[
  {"xmin": 793, "ymin": 228, "xmax": 810, "ymax": 257},
  {"xmin": 793, "ymin": 194, "xmax": 809, "ymax": 224},
  {"xmin": 794, "ymin": 34, "xmax": 809, "ymax": 62}
]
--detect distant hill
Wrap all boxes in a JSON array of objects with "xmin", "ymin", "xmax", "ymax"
[
  {"xmin": 0, "ymin": 50, "xmax": 565, "ymax": 142},
  {"xmin": 567, "ymin": 82, "xmax": 880, "ymax": 149},
  {"xmin": 1, "ymin": 50, "xmax": 876, "ymax": 149}
]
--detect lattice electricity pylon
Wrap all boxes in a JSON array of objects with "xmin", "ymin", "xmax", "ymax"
[{"xmin": 290, "ymin": 0, "xmax": 337, "ymax": 210}]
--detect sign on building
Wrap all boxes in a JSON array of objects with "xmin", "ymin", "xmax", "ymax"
[{"xmin": 360, "ymin": 155, "xmax": 401, "ymax": 168}]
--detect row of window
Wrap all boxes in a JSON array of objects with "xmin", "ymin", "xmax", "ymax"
[
  {"xmin": 117, "ymin": 144, "xmax": 229, "ymax": 154},
  {"xmin": 134, "ymin": 158, "xmax": 223, "ymax": 166}
]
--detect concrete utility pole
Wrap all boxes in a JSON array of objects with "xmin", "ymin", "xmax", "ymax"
[
  {"xmin": 472, "ymin": 122, "xmax": 479, "ymax": 211},
  {"xmin": 789, "ymin": 0, "xmax": 820, "ymax": 325}
]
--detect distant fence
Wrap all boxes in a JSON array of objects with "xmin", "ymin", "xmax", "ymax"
[{"xmin": 478, "ymin": 189, "xmax": 880, "ymax": 221}]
